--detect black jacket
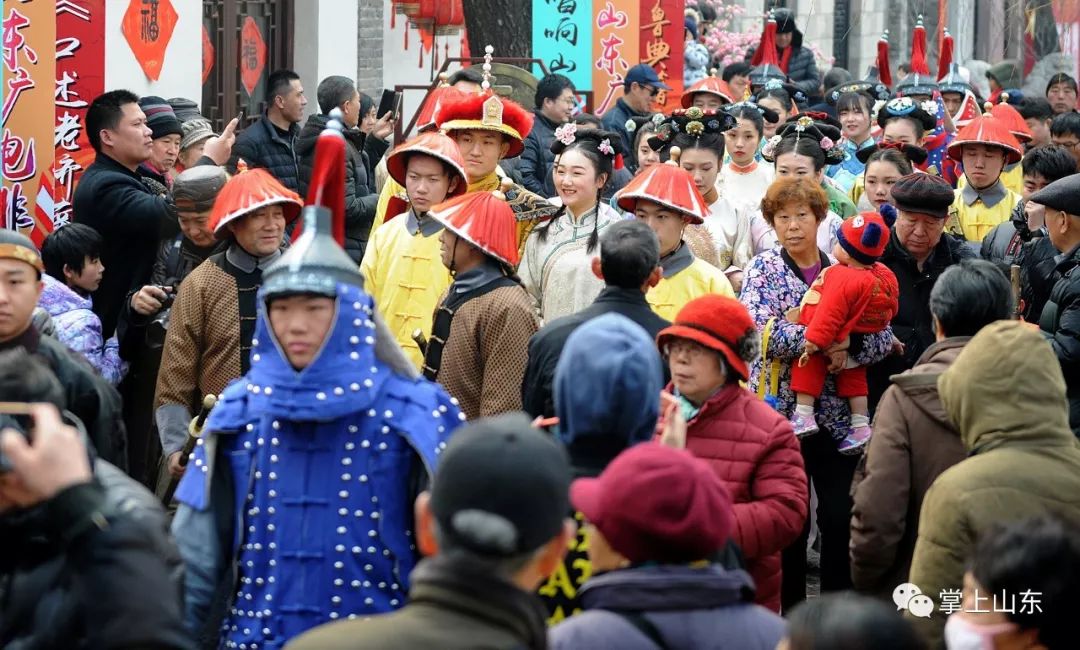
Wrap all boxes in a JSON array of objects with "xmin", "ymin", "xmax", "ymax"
[
  {"xmin": 0, "ymin": 463, "xmax": 190, "ymax": 649},
  {"xmin": 1, "ymin": 326, "xmax": 127, "ymax": 471},
  {"xmin": 521, "ymin": 286, "xmax": 670, "ymax": 418},
  {"xmin": 867, "ymin": 231, "xmax": 975, "ymax": 411},
  {"xmin": 600, "ymin": 98, "xmax": 646, "ymax": 171},
  {"xmin": 519, "ymin": 110, "xmax": 560, "ymax": 197},
  {"xmin": 746, "ymin": 28, "xmax": 821, "ymax": 101},
  {"xmin": 74, "ymin": 153, "xmax": 175, "ymax": 339},
  {"xmin": 1018, "ymin": 236, "xmax": 1059, "ymax": 323},
  {"xmin": 227, "ymin": 114, "xmax": 300, "ymax": 193},
  {"xmin": 1039, "ymin": 243, "xmax": 1080, "ymax": 437},
  {"xmin": 295, "ymin": 114, "xmax": 387, "ymax": 261}
]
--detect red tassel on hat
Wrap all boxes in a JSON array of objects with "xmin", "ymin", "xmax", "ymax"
[
  {"xmin": 614, "ymin": 153, "xmax": 624, "ymax": 170},
  {"xmin": 294, "ymin": 114, "xmax": 347, "ymax": 245},
  {"xmin": 938, "ymin": 28, "xmax": 954, "ymax": 81},
  {"xmin": 877, "ymin": 30, "xmax": 892, "ymax": 87},
  {"xmin": 910, "ymin": 15, "xmax": 929, "ymax": 76},
  {"xmin": 751, "ymin": 14, "xmax": 780, "ymax": 67}
]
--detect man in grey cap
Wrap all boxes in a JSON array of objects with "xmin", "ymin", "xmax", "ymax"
[
  {"xmin": 1033, "ymin": 174, "xmax": 1080, "ymax": 436},
  {"xmin": 0, "ymin": 229, "xmax": 127, "ymax": 468},
  {"xmin": 288, "ymin": 413, "xmax": 574, "ymax": 650}
]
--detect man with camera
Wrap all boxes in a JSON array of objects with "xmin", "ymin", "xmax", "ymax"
[
  {"xmin": 153, "ymin": 167, "xmax": 301, "ymax": 484},
  {"xmin": 118, "ymin": 167, "xmax": 229, "ymax": 487},
  {"xmin": 0, "ymin": 353, "xmax": 191, "ymax": 649}
]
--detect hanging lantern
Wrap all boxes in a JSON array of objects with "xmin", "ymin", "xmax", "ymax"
[
  {"xmin": 393, "ymin": 0, "xmax": 420, "ymax": 16},
  {"xmin": 434, "ymin": 0, "xmax": 464, "ymax": 36},
  {"xmin": 409, "ymin": 0, "xmax": 437, "ymax": 30}
]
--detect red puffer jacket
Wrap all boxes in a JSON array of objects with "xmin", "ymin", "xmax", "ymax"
[{"xmin": 680, "ymin": 382, "xmax": 808, "ymax": 612}]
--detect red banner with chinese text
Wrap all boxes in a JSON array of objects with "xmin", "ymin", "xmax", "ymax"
[
  {"xmin": 54, "ymin": 0, "xmax": 106, "ymax": 232},
  {"xmin": 638, "ymin": 0, "xmax": 684, "ymax": 113},
  {"xmin": 591, "ymin": 0, "xmax": 640, "ymax": 116}
]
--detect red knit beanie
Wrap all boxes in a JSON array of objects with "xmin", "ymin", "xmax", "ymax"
[{"xmin": 838, "ymin": 212, "xmax": 891, "ymax": 265}]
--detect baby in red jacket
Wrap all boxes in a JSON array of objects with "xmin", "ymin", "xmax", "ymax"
[{"xmin": 787, "ymin": 210, "xmax": 899, "ymax": 454}]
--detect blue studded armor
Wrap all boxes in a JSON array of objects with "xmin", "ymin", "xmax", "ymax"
[{"xmin": 175, "ymin": 283, "xmax": 464, "ymax": 649}]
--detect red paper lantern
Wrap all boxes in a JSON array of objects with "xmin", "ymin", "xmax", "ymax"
[
  {"xmin": 435, "ymin": 0, "xmax": 464, "ymax": 35},
  {"xmin": 409, "ymin": 0, "xmax": 436, "ymax": 29}
]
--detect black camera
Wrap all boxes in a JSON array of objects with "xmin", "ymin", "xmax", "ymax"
[{"xmin": 146, "ymin": 286, "xmax": 177, "ymax": 349}]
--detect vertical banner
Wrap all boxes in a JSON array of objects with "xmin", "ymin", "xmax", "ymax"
[
  {"xmin": 2, "ymin": 0, "xmax": 55, "ymax": 240},
  {"xmin": 532, "ymin": 0, "xmax": 594, "ymax": 92},
  {"xmin": 638, "ymin": 0, "xmax": 684, "ymax": 112},
  {"xmin": 591, "ymin": 0, "xmax": 639, "ymax": 115},
  {"xmin": 54, "ymin": 0, "xmax": 106, "ymax": 232}
]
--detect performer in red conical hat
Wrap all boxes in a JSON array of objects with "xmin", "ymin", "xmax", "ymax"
[
  {"xmin": 615, "ymin": 149, "xmax": 735, "ymax": 320},
  {"xmin": 682, "ymin": 70, "xmax": 736, "ymax": 111},
  {"xmin": 946, "ymin": 115, "xmax": 1024, "ymax": 242},
  {"xmin": 421, "ymin": 182, "xmax": 539, "ymax": 420},
  {"xmin": 360, "ymin": 130, "xmax": 467, "ymax": 368}
]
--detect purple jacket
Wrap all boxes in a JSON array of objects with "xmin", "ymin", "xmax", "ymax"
[
  {"xmin": 548, "ymin": 564, "xmax": 786, "ymax": 650},
  {"xmin": 39, "ymin": 275, "xmax": 126, "ymax": 385}
]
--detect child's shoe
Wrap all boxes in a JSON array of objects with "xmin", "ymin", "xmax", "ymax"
[
  {"xmin": 838, "ymin": 424, "xmax": 872, "ymax": 455},
  {"xmin": 789, "ymin": 412, "xmax": 820, "ymax": 438}
]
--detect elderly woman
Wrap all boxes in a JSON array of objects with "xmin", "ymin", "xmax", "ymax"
[
  {"xmin": 865, "ymin": 173, "xmax": 975, "ymax": 408},
  {"xmin": 739, "ymin": 176, "xmax": 894, "ymax": 609},
  {"xmin": 656, "ymin": 294, "xmax": 807, "ymax": 613}
]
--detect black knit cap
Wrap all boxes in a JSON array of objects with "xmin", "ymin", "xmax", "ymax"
[
  {"xmin": 890, "ymin": 172, "xmax": 955, "ymax": 219},
  {"xmin": 773, "ymin": 8, "xmax": 797, "ymax": 34},
  {"xmin": 139, "ymin": 96, "xmax": 183, "ymax": 140},
  {"xmin": 429, "ymin": 413, "xmax": 571, "ymax": 557},
  {"xmin": 1029, "ymin": 174, "xmax": 1080, "ymax": 216}
]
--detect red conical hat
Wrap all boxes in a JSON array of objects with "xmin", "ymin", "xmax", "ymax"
[
  {"xmin": 386, "ymin": 131, "xmax": 468, "ymax": 198},
  {"xmin": 614, "ymin": 163, "xmax": 709, "ymax": 225},
  {"xmin": 428, "ymin": 188, "xmax": 520, "ymax": 266},
  {"xmin": 681, "ymin": 74, "xmax": 735, "ymax": 108},
  {"xmin": 436, "ymin": 91, "xmax": 533, "ymax": 157},
  {"xmin": 946, "ymin": 115, "xmax": 1024, "ymax": 164},
  {"xmin": 210, "ymin": 161, "xmax": 303, "ymax": 239},
  {"xmin": 987, "ymin": 100, "xmax": 1033, "ymax": 143},
  {"xmin": 415, "ymin": 85, "xmax": 470, "ymax": 133}
]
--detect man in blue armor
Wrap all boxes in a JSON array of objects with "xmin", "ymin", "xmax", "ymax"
[{"xmin": 171, "ymin": 120, "xmax": 465, "ymax": 649}]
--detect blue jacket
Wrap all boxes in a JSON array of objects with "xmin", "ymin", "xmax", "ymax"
[{"xmin": 173, "ymin": 282, "xmax": 463, "ymax": 649}]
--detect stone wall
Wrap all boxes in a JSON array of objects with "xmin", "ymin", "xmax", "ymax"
[{"xmin": 357, "ymin": 0, "xmax": 385, "ymax": 96}]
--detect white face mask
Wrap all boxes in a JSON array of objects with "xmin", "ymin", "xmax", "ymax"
[{"xmin": 944, "ymin": 613, "xmax": 1018, "ymax": 650}]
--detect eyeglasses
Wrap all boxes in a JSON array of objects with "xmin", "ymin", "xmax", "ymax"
[
  {"xmin": 642, "ymin": 85, "xmax": 660, "ymax": 97},
  {"xmin": 663, "ymin": 340, "xmax": 710, "ymax": 361},
  {"xmin": 1054, "ymin": 139, "xmax": 1080, "ymax": 149}
]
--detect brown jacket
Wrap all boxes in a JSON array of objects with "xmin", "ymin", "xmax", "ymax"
[{"xmin": 849, "ymin": 338, "xmax": 969, "ymax": 598}]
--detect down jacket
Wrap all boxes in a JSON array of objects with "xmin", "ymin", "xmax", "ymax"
[
  {"xmin": 39, "ymin": 275, "xmax": 125, "ymax": 385},
  {"xmin": 679, "ymin": 383, "xmax": 808, "ymax": 612},
  {"xmin": 849, "ymin": 338, "xmax": 969, "ymax": 599},
  {"xmin": 1039, "ymin": 242, "xmax": 1080, "ymax": 436},
  {"xmin": 745, "ymin": 28, "xmax": 820, "ymax": 100},
  {"xmin": 296, "ymin": 113, "xmax": 387, "ymax": 262},
  {"xmin": 227, "ymin": 114, "xmax": 300, "ymax": 193},
  {"xmin": 908, "ymin": 321, "xmax": 1080, "ymax": 648}
]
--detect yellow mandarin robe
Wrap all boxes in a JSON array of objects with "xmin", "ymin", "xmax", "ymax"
[
  {"xmin": 948, "ymin": 182, "xmax": 1021, "ymax": 243},
  {"xmin": 647, "ymin": 256, "xmax": 735, "ymax": 321},
  {"xmin": 359, "ymin": 212, "xmax": 451, "ymax": 369},
  {"xmin": 370, "ymin": 170, "xmax": 552, "ymax": 260}
]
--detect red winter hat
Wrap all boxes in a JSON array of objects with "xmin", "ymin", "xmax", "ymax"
[
  {"xmin": 838, "ymin": 212, "xmax": 890, "ymax": 265},
  {"xmin": 657, "ymin": 295, "xmax": 759, "ymax": 381},
  {"xmin": 428, "ymin": 186, "xmax": 520, "ymax": 267},
  {"xmin": 571, "ymin": 443, "xmax": 734, "ymax": 564},
  {"xmin": 436, "ymin": 92, "xmax": 533, "ymax": 157},
  {"xmin": 986, "ymin": 100, "xmax": 1033, "ymax": 143},
  {"xmin": 614, "ymin": 163, "xmax": 709, "ymax": 224},
  {"xmin": 681, "ymin": 74, "xmax": 735, "ymax": 108}
]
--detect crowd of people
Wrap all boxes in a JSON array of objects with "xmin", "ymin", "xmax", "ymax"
[{"xmin": 4, "ymin": 5, "xmax": 1080, "ymax": 650}]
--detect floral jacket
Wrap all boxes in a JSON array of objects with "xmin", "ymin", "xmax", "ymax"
[
  {"xmin": 739, "ymin": 247, "xmax": 893, "ymax": 437},
  {"xmin": 38, "ymin": 275, "xmax": 126, "ymax": 385}
]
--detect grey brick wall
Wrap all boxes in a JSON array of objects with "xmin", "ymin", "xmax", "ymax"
[{"xmin": 357, "ymin": 0, "xmax": 385, "ymax": 96}]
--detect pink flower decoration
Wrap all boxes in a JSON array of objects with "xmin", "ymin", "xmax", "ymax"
[
  {"xmin": 820, "ymin": 136, "xmax": 835, "ymax": 149},
  {"xmin": 554, "ymin": 123, "xmax": 578, "ymax": 146}
]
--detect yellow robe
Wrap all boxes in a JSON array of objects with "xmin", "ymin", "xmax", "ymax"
[
  {"xmin": 647, "ymin": 257, "xmax": 735, "ymax": 321},
  {"xmin": 359, "ymin": 213, "xmax": 451, "ymax": 369},
  {"xmin": 370, "ymin": 170, "xmax": 553, "ymax": 260},
  {"xmin": 956, "ymin": 163, "xmax": 1024, "ymax": 196},
  {"xmin": 948, "ymin": 185, "xmax": 1021, "ymax": 242}
]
